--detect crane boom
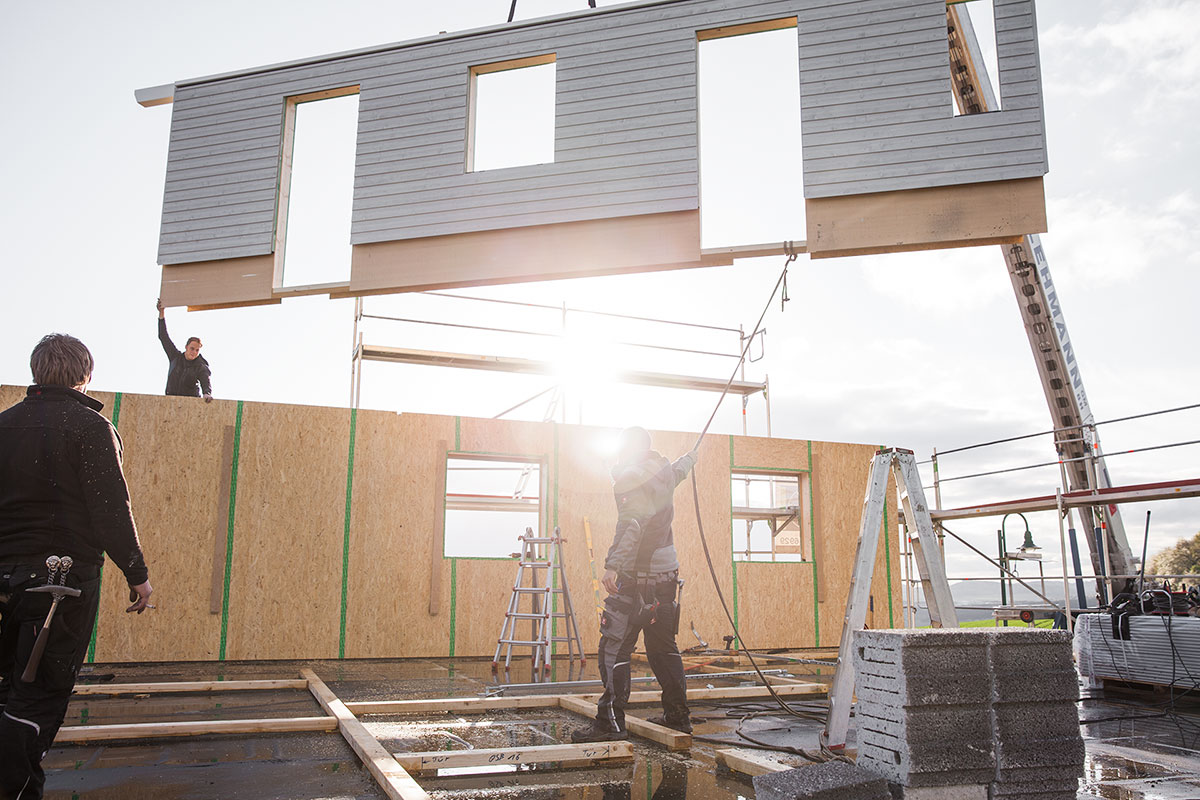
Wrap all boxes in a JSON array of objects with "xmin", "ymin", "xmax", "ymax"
[{"xmin": 946, "ymin": 3, "xmax": 1134, "ymax": 583}]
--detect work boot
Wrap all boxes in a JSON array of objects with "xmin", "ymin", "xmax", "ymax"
[
  {"xmin": 646, "ymin": 713, "xmax": 693, "ymax": 734},
  {"xmin": 570, "ymin": 723, "xmax": 628, "ymax": 743}
]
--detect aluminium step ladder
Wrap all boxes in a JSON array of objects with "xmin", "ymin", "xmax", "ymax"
[
  {"xmin": 492, "ymin": 526, "xmax": 585, "ymax": 675},
  {"xmin": 822, "ymin": 448, "xmax": 959, "ymax": 751}
]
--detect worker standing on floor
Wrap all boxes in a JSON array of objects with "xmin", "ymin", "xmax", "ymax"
[
  {"xmin": 156, "ymin": 299, "xmax": 212, "ymax": 402},
  {"xmin": 0, "ymin": 334, "xmax": 153, "ymax": 800},
  {"xmin": 573, "ymin": 426, "xmax": 697, "ymax": 743}
]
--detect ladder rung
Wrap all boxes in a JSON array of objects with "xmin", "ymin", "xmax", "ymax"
[
  {"xmin": 521, "ymin": 537, "xmax": 554, "ymax": 543},
  {"xmin": 508, "ymin": 612, "xmax": 550, "ymax": 619},
  {"xmin": 498, "ymin": 639, "xmax": 547, "ymax": 646},
  {"xmin": 519, "ymin": 562, "xmax": 551, "ymax": 567},
  {"xmin": 513, "ymin": 587, "xmax": 552, "ymax": 593}
]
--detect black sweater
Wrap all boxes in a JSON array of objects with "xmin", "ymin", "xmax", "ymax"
[
  {"xmin": 0, "ymin": 386, "xmax": 149, "ymax": 586},
  {"xmin": 159, "ymin": 318, "xmax": 212, "ymax": 397}
]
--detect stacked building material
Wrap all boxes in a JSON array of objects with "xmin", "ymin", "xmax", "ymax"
[
  {"xmin": 853, "ymin": 629, "xmax": 996, "ymax": 789},
  {"xmin": 852, "ymin": 628, "xmax": 1084, "ymax": 800},
  {"xmin": 1075, "ymin": 612, "xmax": 1200, "ymax": 688},
  {"xmin": 987, "ymin": 628, "xmax": 1084, "ymax": 800}
]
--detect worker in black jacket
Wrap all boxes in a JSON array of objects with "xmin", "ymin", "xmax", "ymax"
[
  {"xmin": 573, "ymin": 427, "xmax": 696, "ymax": 743},
  {"xmin": 0, "ymin": 334, "xmax": 153, "ymax": 800},
  {"xmin": 157, "ymin": 299, "xmax": 212, "ymax": 401}
]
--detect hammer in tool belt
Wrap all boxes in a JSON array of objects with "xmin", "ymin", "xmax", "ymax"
[{"xmin": 21, "ymin": 556, "xmax": 81, "ymax": 683}]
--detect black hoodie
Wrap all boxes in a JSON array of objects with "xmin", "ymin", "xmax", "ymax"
[
  {"xmin": 0, "ymin": 386, "xmax": 149, "ymax": 586},
  {"xmin": 159, "ymin": 317, "xmax": 212, "ymax": 397},
  {"xmin": 604, "ymin": 450, "xmax": 696, "ymax": 575}
]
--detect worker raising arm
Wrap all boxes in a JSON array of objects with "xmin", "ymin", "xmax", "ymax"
[
  {"xmin": 157, "ymin": 298, "xmax": 212, "ymax": 402},
  {"xmin": 572, "ymin": 426, "xmax": 697, "ymax": 743}
]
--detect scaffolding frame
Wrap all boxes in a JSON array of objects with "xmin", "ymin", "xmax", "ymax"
[
  {"xmin": 896, "ymin": 402, "xmax": 1200, "ymax": 631},
  {"xmin": 348, "ymin": 292, "xmax": 773, "ymax": 433}
]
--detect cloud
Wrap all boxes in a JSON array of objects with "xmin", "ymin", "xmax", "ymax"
[
  {"xmin": 1043, "ymin": 190, "xmax": 1200, "ymax": 286},
  {"xmin": 1041, "ymin": 1, "xmax": 1200, "ymax": 109}
]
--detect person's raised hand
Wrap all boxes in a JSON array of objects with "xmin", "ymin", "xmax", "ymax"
[
  {"xmin": 126, "ymin": 580, "xmax": 155, "ymax": 614},
  {"xmin": 156, "ymin": 298, "xmax": 165, "ymax": 319},
  {"xmin": 203, "ymin": 394, "xmax": 213, "ymax": 404}
]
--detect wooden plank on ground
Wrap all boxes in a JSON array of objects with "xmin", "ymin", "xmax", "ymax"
[
  {"xmin": 715, "ymin": 748, "xmax": 793, "ymax": 777},
  {"xmin": 55, "ymin": 716, "xmax": 337, "ymax": 743},
  {"xmin": 302, "ymin": 668, "xmax": 431, "ymax": 800},
  {"xmin": 557, "ymin": 695, "xmax": 690, "ymax": 751},
  {"xmin": 346, "ymin": 694, "xmax": 561, "ymax": 716},
  {"xmin": 394, "ymin": 741, "xmax": 633, "ymax": 771},
  {"xmin": 73, "ymin": 678, "xmax": 309, "ymax": 696},
  {"xmin": 626, "ymin": 683, "xmax": 826, "ymax": 704}
]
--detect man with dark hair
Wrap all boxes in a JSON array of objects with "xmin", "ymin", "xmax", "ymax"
[
  {"xmin": 0, "ymin": 334, "xmax": 153, "ymax": 799},
  {"xmin": 157, "ymin": 299, "xmax": 212, "ymax": 402},
  {"xmin": 572, "ymin": 426, "xmax": 697, "ymax": 743}
]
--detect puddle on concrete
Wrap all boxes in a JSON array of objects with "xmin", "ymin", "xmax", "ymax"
[{"xmin": 42, "ymin": 656, "xmax": 1200, "ymax": 800}]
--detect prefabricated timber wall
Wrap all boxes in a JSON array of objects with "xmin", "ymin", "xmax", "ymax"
[
  {"xmin": 0, "ymin": 386, "xmax": 900, "ymax": 662},
  {"xmin": 149, "ymin": 0, "xmax": 1049, "ymax": 307}
]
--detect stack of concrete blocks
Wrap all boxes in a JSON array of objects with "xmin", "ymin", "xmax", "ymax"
[
  {"xmin": 854, "ymin": 629, "xmax": 995, "ymax": 799},
  {"xmin": 852, "ymin": 628, "xmax": 1084, "ymax": 800},
  {"xmin": 987, "ymin": 628, "xmax": 1084, "ymax": 800}
]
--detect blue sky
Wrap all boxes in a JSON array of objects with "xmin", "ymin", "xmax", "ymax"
[{"xmin": 1, "ymin": 0, "xmax": 1197, "ymax": 589}]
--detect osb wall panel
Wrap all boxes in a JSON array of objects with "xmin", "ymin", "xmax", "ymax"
[
  {"xmin": 810, "ymin": 441, "xmax": 902, "ymax": 644},
  {"xmin": 94, "ymin": 394, "xmax": 236, "ymax": 661},
  {"xmin": 222, "ymin": 402, "xmax": 351, "ymax": 660},
  {"xmin": 344, "ymin": 411, "xmax": 455, "ymax": 658},
  {"xmin": 730, "ymin": 561, "xmax": 816, "ymax": 650},
  {"xmin": 0, "ymin": 386, "xmax": 904, "ymax": 661}
]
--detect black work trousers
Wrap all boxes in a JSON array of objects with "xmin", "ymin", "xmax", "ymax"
[
  {"xmin": 594, "ymin": 575, "xmax": 687, "ymax": 732},
  {"xmin": 0, "ymin": 562, "xmax": 102, "ymax": 800}
]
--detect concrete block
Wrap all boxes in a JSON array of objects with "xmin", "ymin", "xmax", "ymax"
[
  {"xmin": 752, "ymin": 761, "xmax": 891, "ymax": 800},
  {"xmin": 857, "ymin": 667, "xmax": 993, "ymax": 707},
  {"xmin": 858, "ymin": 705, "xmax": 992, "ymax": 746},
  {"xmin": 989, "ymin": 670, "xmax": 1080, "ymax": 703},
  {"xmin": 988, "ymin": 792, "xmax": 1076, "ymax": 800},
  {"xmin": 859, "ymin": 728, "xmax": 993, "ymax": 773},
  {"xmin": 888, "ymin": 784, "xmax": 988, "ymax": 800},
  {"xmin": 857, "ymin": 748, "xmax": 996, "ymax": 788},
  {"xmin": 990, "ymin": 775, "xmax": 1080, "ymax": 795},
  {"xmin": 857, "ymin": 629, "xmax": 991, "ymax": 649},
  {"xmin": 994, "ymin": 763, "xmax": 1086, "ymax": 783},
  {"xmin": 991, "ymin": 701, "xmax": 1082, "ymax": 739},
  {"xmin": 994, "ymin": 738, "xmax": 1087, "ymax": 773}
]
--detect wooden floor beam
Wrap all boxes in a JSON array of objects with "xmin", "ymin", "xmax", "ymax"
[
  {"xmin": 55, "ymin": 715, "xmax": 337, "ymax": 743},
  {"xmin": 346, "ymin": 694, "xmax": 560, "ymax": 716},
  {"xmin": 715, "ymin": 748, "xmax": 793, "ymax": 777},
  {"xmin": 72, "ymin": 678, "xmax": 309, "ymax": 696},
  {"xmin": 301, "ymin": 669, "xmax": 431, "ymax": 800},
  {"xmin": 394, "ymin": 741, "xmax": 633, "ymax": 772}
]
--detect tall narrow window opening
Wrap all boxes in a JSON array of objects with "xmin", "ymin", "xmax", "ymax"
[
  {"xmin": 275, "ymin": 87, "xmax": 360, "ymax": 288},
  {"xmin": 697, "ymin": 19, "xmax": 804, "ymax": 248}
]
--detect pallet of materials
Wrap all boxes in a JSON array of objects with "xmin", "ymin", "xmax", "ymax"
[{"xmin": 1075, "ymin": 612, "xmax": 1200, "ymax": 689}]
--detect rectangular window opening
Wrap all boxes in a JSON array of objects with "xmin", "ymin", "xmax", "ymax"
[
  {"xmin": 731, "ymin": 470, "xmax": 810, "ymax": 563},
  {"xmin": 444, "ymin": 456, "xmax": 543, "ymax": 559},
  {"xmin": 467, "ymin": 54, "xmax": 556, "ymax": 172},
  {"xmin": 948, "ymin": 0, "xmax": 1001, "ymax": 115},
  {"xmin": 275, "ymin": 86, "xmax": 360, "ymax": 289},
  {"xmin": 697, "ymin": 20, "xmax": 804, "ymax": 248}
]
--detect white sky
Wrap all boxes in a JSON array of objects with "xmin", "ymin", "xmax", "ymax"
[{"xmin": 1, "ymin": 0, "xmax": 1197, "ymax": 601}]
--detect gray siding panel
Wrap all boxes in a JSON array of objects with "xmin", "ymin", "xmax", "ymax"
[{"xmin": 157, "ymin": 0, "xmax": 1047, "ymax": 264}]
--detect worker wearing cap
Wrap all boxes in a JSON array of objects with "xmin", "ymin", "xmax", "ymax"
[
  {"xmin": 156, "ymin": 299, "xmax": 212, "ymax": 402},
  {"xmin": 0, "ymin": 334, "xmax": 153, "ymax": 799},
  {"xmin": 573, "ymin": 427, "xmax": 697, "ymax": 742}
]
